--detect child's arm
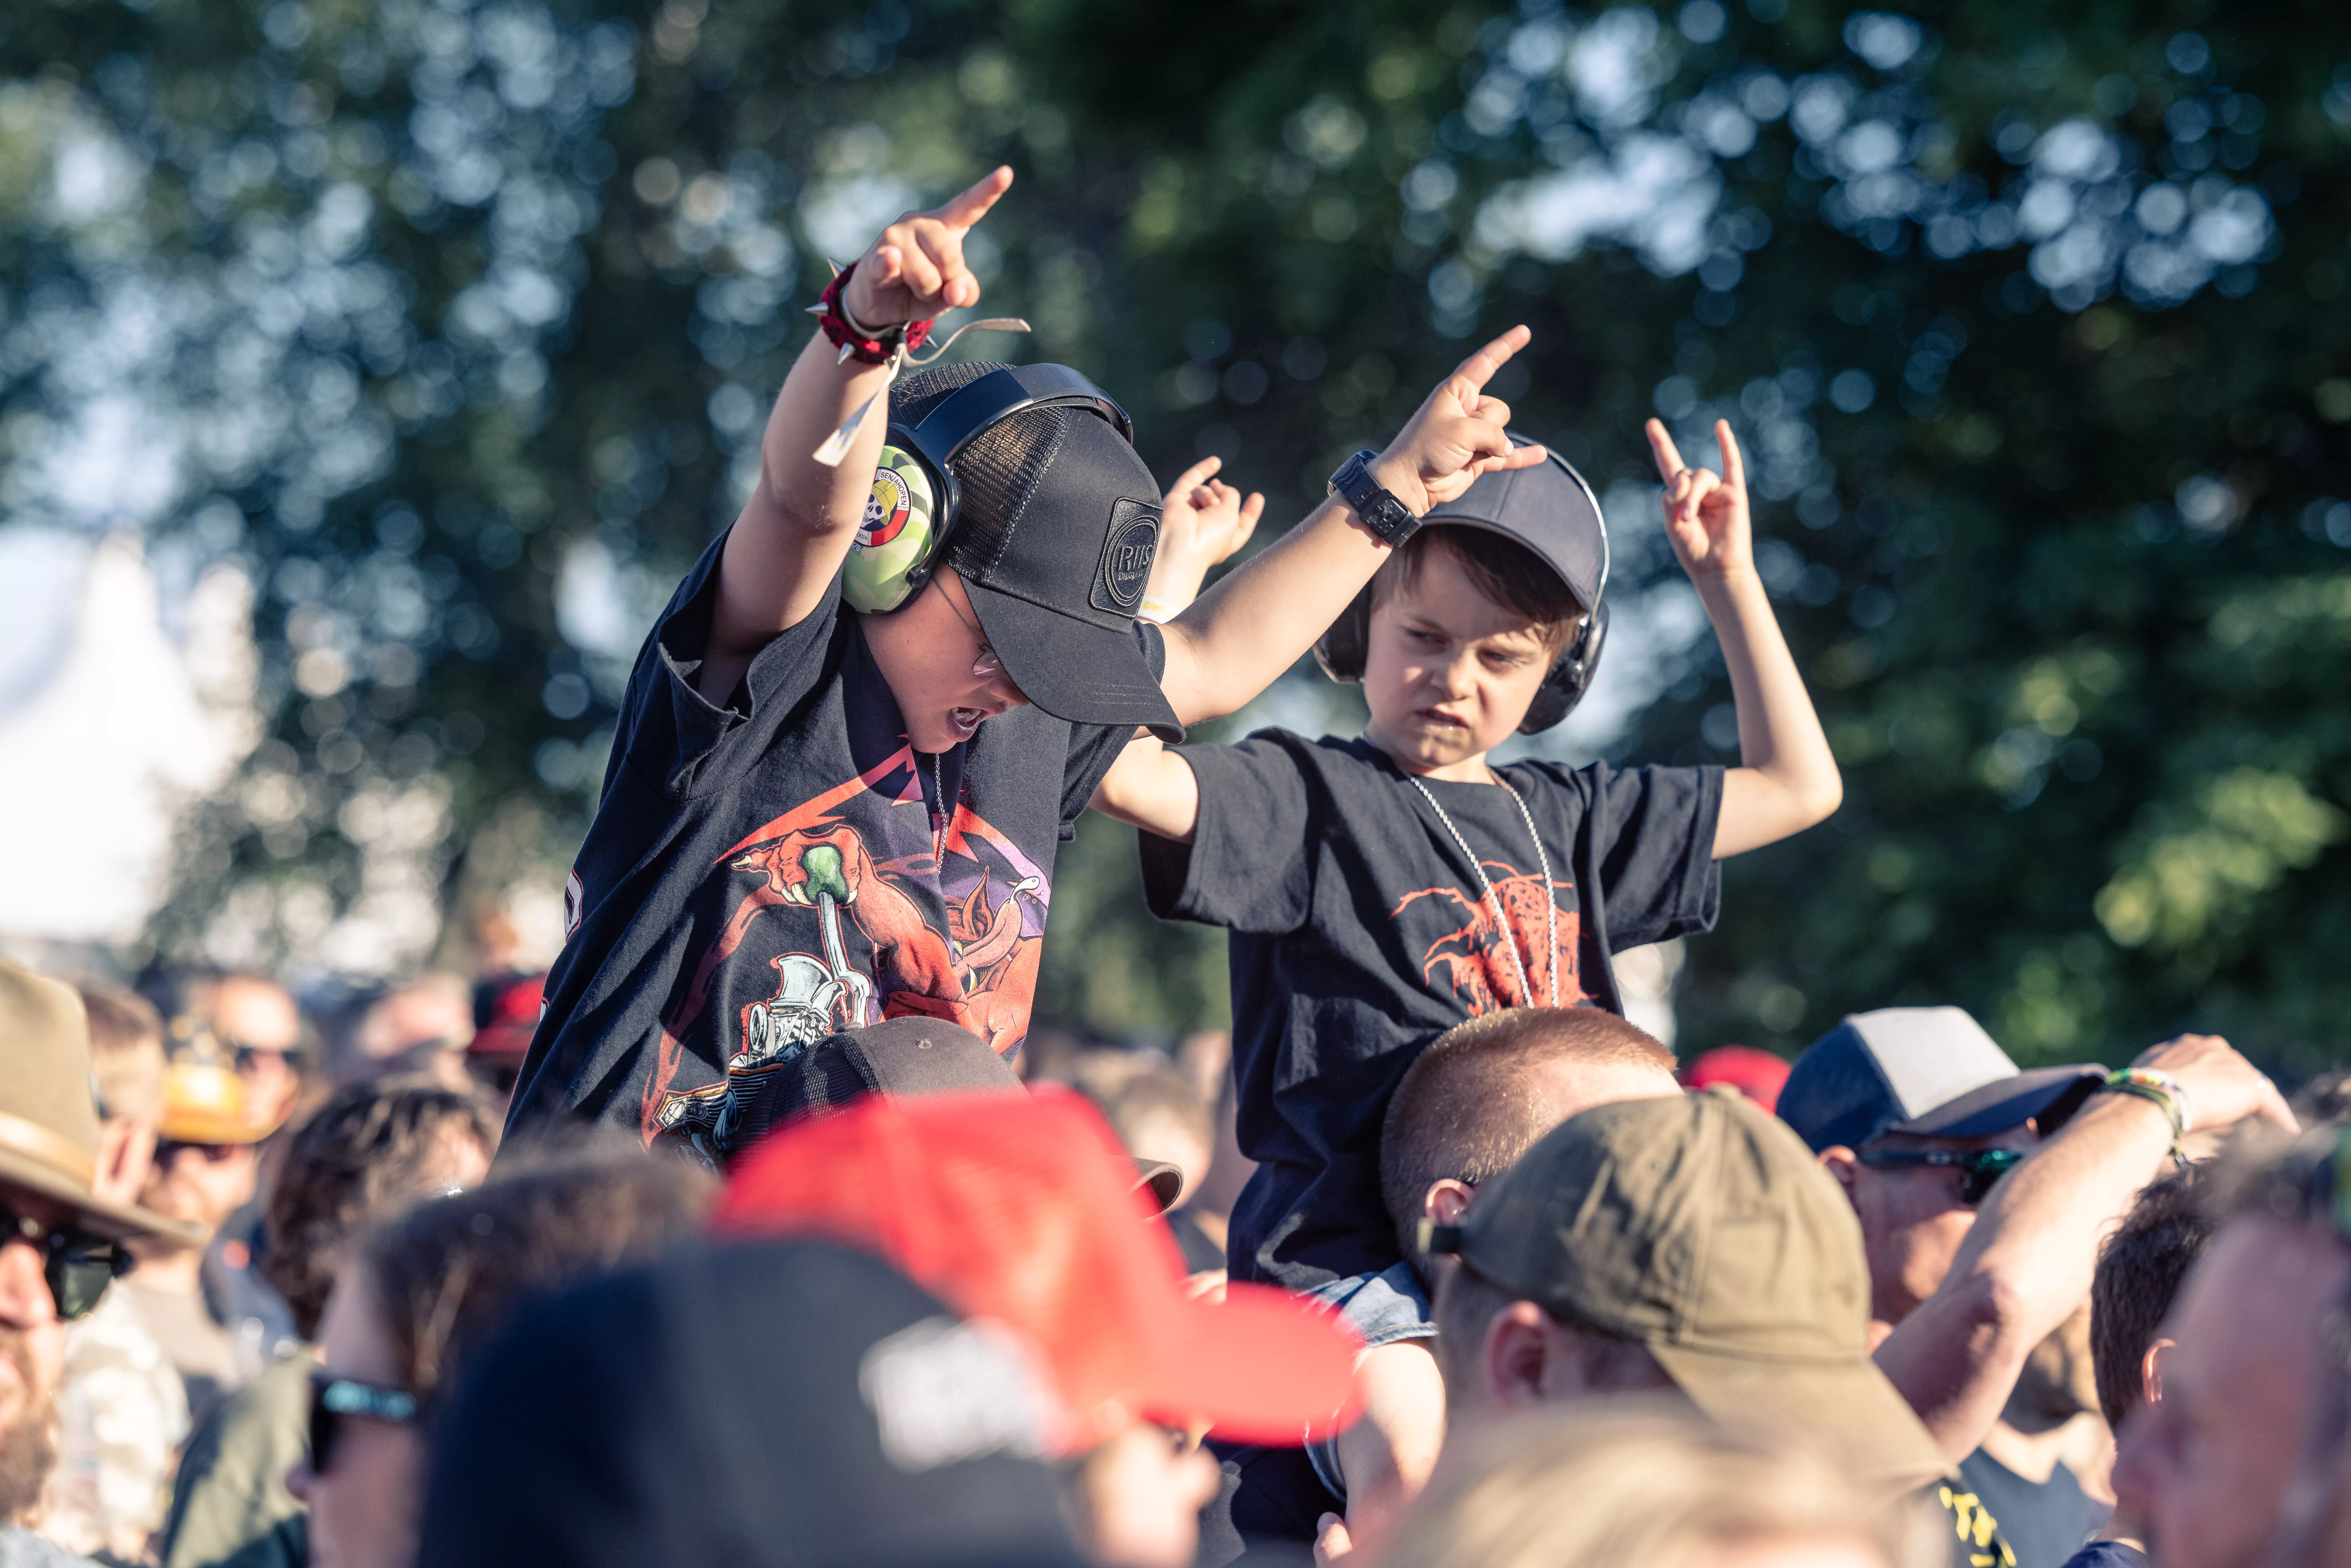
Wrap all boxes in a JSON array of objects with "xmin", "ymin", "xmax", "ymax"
[
  {"xmin": 1151, "ymin": 329, "xmax": 1546, "ymax": 731},
  {"xmin": 692, "ymin": 168, "xmax": 1014, "ymax": 704},
  {"xmin": 1092, "ymin": 461, "xmax": 1265, "ymax": 837},
  {"xmin": 1327, "ymin": 1340, "xmax": 1447, "ymax": 1551},
  {"xmin": 1644, "ymin": 418, "xmax": 1844, "ymax": 859}
]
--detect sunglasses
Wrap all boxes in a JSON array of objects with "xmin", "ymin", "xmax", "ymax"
[
  {"xmin": 308, "ymin": 1372, "xmax": 419, "ymax": 1474},
  {"xmin": 157, "ymin": 1139, "xmax": 251, "ymax": 1166},
  {"xmin": 3, "ymin": 1202, "xmax": 132, "ymax": 1322},
  {"xmin": 1857, "ymin": 1147, "xmax": 2026, "ymax": 1205},
  {"xmin": 224, "ymin": 1042, "xmax": 294, "ymax": 1075}
]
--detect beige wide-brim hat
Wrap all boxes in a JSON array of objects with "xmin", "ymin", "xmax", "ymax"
[{"xmin": 0, "ymin": 958, "xmax": 202, "ymax": 1244}]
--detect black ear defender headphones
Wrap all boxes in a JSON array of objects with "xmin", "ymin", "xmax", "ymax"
[
  {"xmin": 843, "ymin": 363, "xmax": 1136, "ymax": 613},
  {"xmin": 1312, "ymin": 443, "xmax": 1611, "ymax": 735}
]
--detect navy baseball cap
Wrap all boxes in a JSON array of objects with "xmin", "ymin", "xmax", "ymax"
[
  {"xmin": 1776, "ymin": 1006, "xmax": 2106, "ymax": 1154},
  {"xmin": 1420, "ymin": 436, "xmax": 1608, "ymax": 613}
]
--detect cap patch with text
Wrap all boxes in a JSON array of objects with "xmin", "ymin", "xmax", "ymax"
[{"xmin": 1091, "ymin": 500, "xmax": 1161, "ymax": 615}]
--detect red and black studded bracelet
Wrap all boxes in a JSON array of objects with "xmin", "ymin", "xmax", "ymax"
[{"xmin": 813, "ymin": 261, "xmax": 935, "ymax": 365}]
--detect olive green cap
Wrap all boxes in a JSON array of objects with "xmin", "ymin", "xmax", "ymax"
[{"xmin": 1433, "ymin": 1085, "xmax": 1948, "ymax": 1491}]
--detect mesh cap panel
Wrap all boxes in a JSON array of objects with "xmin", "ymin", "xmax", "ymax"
[{"xmin": 890, "ymin": 361, "xmax": 1114, "ymax": 576}]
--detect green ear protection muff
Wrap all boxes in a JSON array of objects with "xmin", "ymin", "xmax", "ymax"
[{"xmin": 841, "ymin": 363, "xmax": 1136, "ymax": 614}]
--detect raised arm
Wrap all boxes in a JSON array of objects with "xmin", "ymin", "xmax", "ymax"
[
  {"xmin": 1874, "ymin": 1035, "xmax": 2295, "ymax": 1461},
  {"xmin": 1643, "ymin": 419, "xmax": 1842, "ymax": 859},
  {"xmin": 1152, "ymin": 328, "xmax": 1546, "ymax": 729},
  {"xmin": 693, "ymin": 168, "xmax": 1013, "ymax": 704}
]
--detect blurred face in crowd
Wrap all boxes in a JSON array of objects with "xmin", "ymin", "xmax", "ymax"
[
  {"xmin": 1820, "ymin": 1125, "xmax": 2038, "ymax": 1325},
  {"xmin": 288, "ymin": 1267, "xmax": 425, "ymax": 1568},
  {"xmin": 2112, "ymin": 1217, "xmax": 2351, "ymax": 1568},
  {"xmin": 0, "ymin": 1186, "xmax": 68, "ymax": 1517},
  {"xmin": 140, "ymin": 1138, "xmax": 260, "ymax": 1244},
  {"xmin": 210, "ymin": 974, "xmax": 304, "ymax": 1127},
  {"xmin": 1063, "ymin": 1421, "xmax": 1220, "ymax": 1568},
  {"xmin": 1359, "ymin": 539, "xmax": 1567, "ymax": 779}
]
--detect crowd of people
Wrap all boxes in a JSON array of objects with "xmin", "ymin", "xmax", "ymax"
[{"xmin": 1, "ymin": 166, "xmax": 2337, "ymax": 1568}]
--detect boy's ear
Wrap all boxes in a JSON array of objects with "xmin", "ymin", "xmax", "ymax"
[
  {"xmin": 1817, "ymin": 1146, "xmax": 1862, "ymax": 1210},
  {"xmin": 1423, "ymin": 1177, "xmax": 1477, "ymax": 1229}
]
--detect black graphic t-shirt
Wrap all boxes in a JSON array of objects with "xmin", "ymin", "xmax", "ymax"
[
  {"xmin": 507, "ymin": 533, "xmax": 1156, "ymax": 1162},
  {"xmin": 1139, "ymin": 732, "xmax": 1723, "ymax": 1288},
  {"xmin": 1956, "ymin": 1450, "xmax": 2092, "ymax": 1568}
]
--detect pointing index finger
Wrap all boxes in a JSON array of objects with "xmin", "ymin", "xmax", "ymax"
[
  {"xmin": 927, "ymin": 166, "xmax": 1014, "ymax": 231},
  {"xmin": 1448, "ymin": 325, "xmax": 1533, "ymax": 394}
]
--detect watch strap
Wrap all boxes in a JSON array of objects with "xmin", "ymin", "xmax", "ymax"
[{"xmin": 1330, "ymin": 449, "xmax": 1421, "ymax": 548}]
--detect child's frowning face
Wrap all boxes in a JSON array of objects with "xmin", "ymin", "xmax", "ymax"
[{"xmin": 1359, "ymin": 537, "xmax": 1572, "ymax": 778}]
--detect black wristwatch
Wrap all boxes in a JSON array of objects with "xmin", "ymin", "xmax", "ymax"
[{"xmin": 1328, "ymin": 449, "xmax": 1422, "ymax": 548}]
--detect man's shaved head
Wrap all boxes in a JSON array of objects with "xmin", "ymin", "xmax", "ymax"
[{"xmin": 1381, "ymin": 1007, "xmax": 1680, "ymax": 1278}]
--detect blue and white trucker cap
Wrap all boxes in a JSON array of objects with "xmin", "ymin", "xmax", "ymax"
[{"xmin": 1776, "ymin": 1006, "xmax": 2106, "ymax": 1154}]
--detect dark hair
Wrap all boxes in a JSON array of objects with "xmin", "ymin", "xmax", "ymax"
[
  {"xmin": 1368, "ymin": 525, "xmax": 1586, "ymax": 651},
  {"xmin": 1380, "ymin": 1008, "xmax": 1675, "ymax": 1276},
  {"xmin": 2089, "ymin": 1165, "xmax": 2215, "ymax": 1429},
  {"xmin": 362, "ymin": 1145, "xmax": 714, "ymax": 1408},
  {"xmin": 264, "ymin": 1079, "xmax": 499, "ymax": 1339}
]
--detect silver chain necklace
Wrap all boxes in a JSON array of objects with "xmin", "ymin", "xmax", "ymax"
[
  {"xmin": 930, "ymin": 752, "xmax": 952, "ymax": 860},
  {"xmin": 1406, "ymin": 772, "xmax": 1560, "ymax": 1008}
]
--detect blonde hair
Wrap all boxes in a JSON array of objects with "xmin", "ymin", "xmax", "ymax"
[{"xmin": 1381, "ymin": 1401, "xmax": 1939, "ymax": 1568}]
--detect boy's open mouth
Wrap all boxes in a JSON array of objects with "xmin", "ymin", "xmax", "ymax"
[
  {"xmin": 1414, "ymin": 707, "xmax": 1470, "ymax": 729},
  {"xmin": 947, "ymin": 706, "xmax": 988, "ymax": 739}
]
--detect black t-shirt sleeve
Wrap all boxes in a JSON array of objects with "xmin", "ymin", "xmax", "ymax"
[
  {"xmin": 1583, "ymin": 762, "xmax": 1726, "ymax": 951},
  {"xmin": 1058, "ymin": 621, "xmax": 1170, "ymax": 840},
  {"xmin": 610, "ymin": 531, "xmax": 843, "ymax": 802},
  {"xmin": 1138, "ymin": 734, "xmax": 1318, "ymax": 935}
]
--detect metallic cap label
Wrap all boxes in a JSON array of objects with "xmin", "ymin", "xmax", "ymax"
[{"xmin": 1091, "ymin": 499, "xmax": 1160, "ymax": 615}]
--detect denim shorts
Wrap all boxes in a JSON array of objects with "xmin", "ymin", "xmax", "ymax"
[{"xmin": 1302, "ymin": 1263, "xmax": 1436, "ymax": 1501}]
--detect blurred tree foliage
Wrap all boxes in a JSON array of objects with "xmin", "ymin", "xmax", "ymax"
[{"xmin": 5, "ymin": 0, "xmax": 2348, "ymax": 1068}]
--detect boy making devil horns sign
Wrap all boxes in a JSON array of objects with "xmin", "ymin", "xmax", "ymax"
[{"xmin": 508, "ymin": 167, "xmax": 1548, "ymax": 1160}]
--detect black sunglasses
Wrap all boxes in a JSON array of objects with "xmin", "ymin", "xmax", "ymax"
[
  {"xmin": 3, "ymin": 1202, "xmax": 132, "ymax": 1322},
  {"xmin": 308, "ymin": 1372, "xmax": 419, "ymax": 1474},
  {"xmin": 1857, "ymin": 1147, "xmax": 2026, "ymax": 1205}
]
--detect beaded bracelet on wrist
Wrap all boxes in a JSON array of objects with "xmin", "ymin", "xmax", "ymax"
[
  {"xmin": 2100, "ymin": 1067, "xmax": 2192, "ymax": 1166},
  {"xmin": 813, "ymin": 261, "xmax": 935, "ymax": 365}
]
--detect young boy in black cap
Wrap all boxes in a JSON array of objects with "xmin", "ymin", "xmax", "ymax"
[
  {"xmin": 1096, "ymin": 417, "xmax": 1842, "ymax": 1301},
  {"xmin": 507, "ymin": 167, "xmax": 1546, "ymax": 1158}
]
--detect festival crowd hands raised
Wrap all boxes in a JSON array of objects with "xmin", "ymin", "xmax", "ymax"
[{"xmin": 3, "ymin": 159, "xmax": 2345, "ymax": 1568}]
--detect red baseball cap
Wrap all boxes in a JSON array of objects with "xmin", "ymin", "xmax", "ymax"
[
  {"xmin": 1678, "ymin": 1045, "xmax": 1792, "ymax": 1114},
  {"xmin": 468, "ymin": 974, "xmax": 546, "ymax": 1060},
  {"xmin": 712, "ymin": 1087, "xmax": 1361, "ymax": 1453}
]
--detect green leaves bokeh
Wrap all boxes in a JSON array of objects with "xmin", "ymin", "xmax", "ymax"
[{"xmin": 7, "ymin": 0, "xmax": 2348, "ymax": 1071}]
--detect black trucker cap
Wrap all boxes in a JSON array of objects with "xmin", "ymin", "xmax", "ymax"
[
  {"xmin": 1420, "ymin": 437, "xmax": 1609, "ymax": 612},
  {"xmin": 892, "ymin": 363, "xmax": 1183, "ymax": 743},
  {"xmin": 419, "ymin": 1238, "xmax": 1094, "ymax": 1568},
  {"xmin": 1776, "ymin": 1005, "xmax": 2106, "ymax": 1154}
]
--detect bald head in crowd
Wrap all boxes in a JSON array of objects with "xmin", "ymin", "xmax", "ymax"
[{"xmin": 1380, "ymin": 1007, "xmax": 1680, "ymax": 1282}]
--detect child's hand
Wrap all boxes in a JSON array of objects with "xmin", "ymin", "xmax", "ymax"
[
  {"xmin": 843, "ymin": 166, "xmax": 1013, "ymax": 328},
  {"xmin": 1369, "ymin": 326, "xmax": 1546, "ymax": 516},
  {"xmin": 1144, "ymin": 456, "xmax": 1265, "ymax": 618},
  {"xmin": 1646, "ymin": 417, "xmax": 1752, "ymax": 580}
]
